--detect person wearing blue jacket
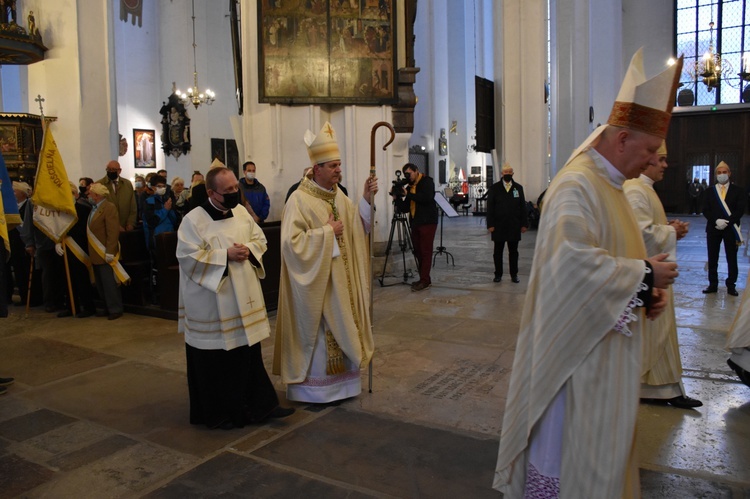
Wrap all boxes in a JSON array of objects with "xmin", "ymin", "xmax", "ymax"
[
  {"xmin": 143, "ymin": 174, "xmax": 179, "ymax": 251},
  {"xmin": 239, "ymin": 161, "xmax": 270, "ymax": 225}
]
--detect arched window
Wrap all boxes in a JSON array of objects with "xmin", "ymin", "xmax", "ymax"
[{"xmin": 675, "ymin": 0, "xmax": 750, "ymax": 105}]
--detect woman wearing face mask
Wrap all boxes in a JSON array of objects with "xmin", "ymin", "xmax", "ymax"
[
  {"xmin": 133, "ymin": 175, "xmax": 147, "ymax": 226},
  {"xmin": 171, "ymin": 177, "xmax": 189, "ymax": 218}
]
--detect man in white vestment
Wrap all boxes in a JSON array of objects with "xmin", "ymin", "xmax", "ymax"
[
  {"xmin": 726, "ymin": 277, "xmax": 750, "ymax": 388},
  {"xmin": 493, "ymin": 49, "xmax": 682, "ymax": 498},
  {"xmin": 274, "ymin": 121, "xmax": 378, "ymax": 404},
  {"xmin": 624, "ymin": 141, "xmax": 702, "ymax": 409},
  {"xmin": 177, "ymin": 167, "xmax": 293, "ymax": 429}
]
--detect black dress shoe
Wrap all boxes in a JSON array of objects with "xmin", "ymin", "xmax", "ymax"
[
  {"xmin": 728, "ymin": 359, "xmax": 750, "ymax": 388},
  {"xmin": 57, "ymin": 310, "xmax": 73, "ymax": 318},
  {"xmin": 666, "ymin": 395, "xmax": 703, "ymax": 409},
  {"xmin": 511, "ymin": 276, "xmax": 520, "ymax": 283},
  {"xmin": 728, "ymin": 287, "xmax": 739, "ymax": 296},
  {"xmin": 212, "ymin": 419, "xmax": 235, "ymax": 430},
  {"xmin": 493, "ymin": 276, "xmax": 501, "ymax": 283},
  {"xmin": 107, "ymin": 312, "xmax": 123, "ymax": 321},
  {"xmin": 702, "ymin": 287, "xmax": 718, "ymax": 294},
  {"xmin": 268, "ymin": 406, "xmax": 295, "ymax": 419}
]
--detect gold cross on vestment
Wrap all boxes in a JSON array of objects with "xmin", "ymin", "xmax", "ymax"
[
  {"xmin": 246, "ymin": 296, "xmax": 255, "ymax": 308},
  {"xmin": 323, "ymin": 123, "xmax": 334, "ymax": 138}
]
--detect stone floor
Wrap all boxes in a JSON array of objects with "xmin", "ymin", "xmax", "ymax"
[{"xmin": 1, "ymin": 213, "xmax": 749, "ymax": 498}]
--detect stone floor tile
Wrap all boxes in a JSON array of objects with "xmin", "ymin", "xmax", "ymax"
[
  {"xmin": 640, "ymin": 469, "xmax": 732, "ymax": 498},
  {"xmin": 48, "ymin": 434, "xmax": 138, "ymax": 471},
  {"xmin": 252, "ymin": 409, "xmax": 501, "ymax": 498},
  {"xmin": 0, "ymin": 454, "xmax": 55, "ymax": 499},
  {"xmin": 24, "ymin": 441, "xmax": 196, "ymax": 498},
  {"xmin": 0, "ymin": 336, "xmax": 122, "ymax": 387},
  {"xmin": 144, "ymin": 452, "xmax": 376, "ymax": 498},
  {"xmin": 0, "ymin": 409, "xmax": 77, "ymax": 442}
]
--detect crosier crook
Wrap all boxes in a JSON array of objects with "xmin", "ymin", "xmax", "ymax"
[{"xmin": 367, "ymin": 121, "xmax": 395, "ymax": 393}]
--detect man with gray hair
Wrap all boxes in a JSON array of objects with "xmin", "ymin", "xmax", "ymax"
[
  {"xmin": 9, "ymin": 181, "xmax": 40, "ymax": 306},
  {"xmin": 494, "ymin": 49, "xmax": 681, "ymax": 497},
  {"xmin": 97, "ymin": 160, "xmax": 136, "ymax": 231},
  {"xmin": 702, "ymin": 161, "xmax": 745, "ymax": 296},
  {"xmin": 87, "ymin": 183, "xmax": 126, "ymax": 320}
]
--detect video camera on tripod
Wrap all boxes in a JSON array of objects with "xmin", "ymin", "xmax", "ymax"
[
  {"xmin": 389, "ymin": 170, "xmax": 410, "ymax": 198},
  {"xmin": 379, "ymin": 170, "xmax": 418, "ymax": 286}
]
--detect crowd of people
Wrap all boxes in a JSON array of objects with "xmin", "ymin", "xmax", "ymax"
[
  {"xmin": 1, "ymin": 158, "xmax": 274, "ymax": 318},
  {"xmin": 3, "ymin": 49, "xmax": 750, "ymax": 498}
]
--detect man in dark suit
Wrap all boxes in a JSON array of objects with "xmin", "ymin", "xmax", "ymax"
[
  {"xmin": 486, "ymin": 163, "xmax": 528, "ymax": 283},
  {"xmin": 703, "ymin": 161, "xmax": 746, "ymax": 296},
  {"xmin": 394, "ymin": 163, "xmax": 438, "ymax": 292}
]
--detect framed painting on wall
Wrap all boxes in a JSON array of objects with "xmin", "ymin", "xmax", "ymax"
[
  {"xmin": 0, "ymin": 125, "xmax": 18, "ymax": 152},
  {"xmin": 226, "ymin": 139, "xmax": 239, "ymax": 178},
  {"xmin": 134, "ymin": 129, "xmax": 156, "ymax": 168},
  {"xmin": 211, "ymin": 138, "xmax": 226, "ymax": 165},
  {"xmin": 258, "ymin": 0, "xmax": 397, "ymax": 105}
]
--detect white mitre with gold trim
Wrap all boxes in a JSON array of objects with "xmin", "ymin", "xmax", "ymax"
[
  {"xmin": 304, "ymin": 121, "xmax": 341, "ymax": 166},
  {"xmin": 566, "ymin": 48, "xmax": 683, "ymax": 165}
]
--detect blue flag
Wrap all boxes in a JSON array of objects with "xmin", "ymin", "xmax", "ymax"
[{"xmin": 0, "ymin": 153, "xmax": 21, "ymax": 255}]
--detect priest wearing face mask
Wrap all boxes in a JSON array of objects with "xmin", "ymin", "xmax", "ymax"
[
  {"xmin": 702, "ymin": 161, "xmax": 746, "ymax": 296},
  {"xmin": 239, "ymin": 161, "xmax": 270, "ymax": 225},
  {"xmin": 176, "ymin": 166, "xmax": 294, "ymax": 429},
  {"xmin": 97, "ymin": 160, "xmax": 137, "ymax": 232}
]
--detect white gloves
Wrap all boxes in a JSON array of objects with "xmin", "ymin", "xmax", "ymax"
[
  {"xmin": 55, "ymin": 243, "xmax": 64, "ymax": 256},
  {"xmin": 715, "ymin": 219, "xmax": 729, "ymax": 230},
  {"xmin": 105, "ymin": 253, "xmax": 115, "ymax": 263}
]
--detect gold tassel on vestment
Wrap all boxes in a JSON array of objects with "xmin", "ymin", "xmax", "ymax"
[{"xmin": 325, "ymin": 330, "xmax": 346, "ymax": 375}]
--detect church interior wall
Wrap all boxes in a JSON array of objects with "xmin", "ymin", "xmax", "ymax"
[
  {"xmin": 446, "ymin": 0, "xmax": 468, "ymax": 178},
  {"xmin": 23, "ymin": 0, "xmax": 88, "ymax": 177},
  {"xmin": 622, "ymin": 0, "xmax": 674, "ymax": 80},
  {"xmin": 0, "ymin": 0, "xmax": 733, "ymax": 227},
  {"xmin": 239, "ymin": 0, "xmax": 402, "ymax": 239}
]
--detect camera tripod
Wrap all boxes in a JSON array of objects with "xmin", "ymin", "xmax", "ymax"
[{"xmin": 378, "ymin": 207, "xmax": 418, "ymax": 287}]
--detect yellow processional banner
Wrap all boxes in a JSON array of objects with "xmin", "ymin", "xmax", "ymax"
[{"xmin": 31, "ymin": 125, "xmax": 77, "ymax": 242}]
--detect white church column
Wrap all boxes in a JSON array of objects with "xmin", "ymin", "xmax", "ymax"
[
  {"xmin": 550, "ymin": 0, "xmax": 624, "ymax": 177},
  {"xmin": 496, "ymin": 0, "xmax": 548, "ymax": 200},
  {"xmin": 430, "ymin": 0, "xmax": 450, "ymax": 186},
  {"xmin": 24, "ymin": 0, "xmax": 118, "ymax": 180}
]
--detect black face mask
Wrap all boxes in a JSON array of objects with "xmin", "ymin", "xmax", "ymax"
[
  {"xmin": 503, "ymin": 174, "xmax": 513, "ymax": 182},
  {"xmin": 219, "ymin": 191, "xmax": 240, "ymax": 209},
  {"xmin": 107, "ymin": 171, "xmax": 119, "ymax": 180},
  {"xmin": 79, "ymin": 186, "xmax": 87, "ymax": 197}
]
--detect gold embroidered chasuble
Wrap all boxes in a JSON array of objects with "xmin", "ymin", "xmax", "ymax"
[
  {"xmin": 494, "ymin": 151, "xmax": 648, "ymax": 498},
  {"xmin": 624, "ymin": 176, "xmax": 682, "ymax": 388},
  {"xmin": 273, "ymin": 177, "xmax": 374, "ymax": 383},
  {"xmin": 176, "ymin": 206, "xmax": 270, "ymax": 350}
]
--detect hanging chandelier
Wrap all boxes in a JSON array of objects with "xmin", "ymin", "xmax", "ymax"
[
  {"xmin": 686, "ymin": 21, "xmax": 736, "ymax": 92},
  {"xmin": 176, "ymin": 0, "xmax": 215, "ymax": 109}
]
